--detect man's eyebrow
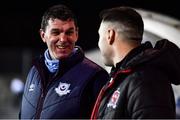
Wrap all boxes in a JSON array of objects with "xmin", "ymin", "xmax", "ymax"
[
  {"xmin": 51, "ymin": 28, "xmax": 60, "ymax": 32},
  {"xmin": 66, "ymin": 27, "xmax": 75, "ymax": 31},
  {"xmin": 50, "ymin": 27, "xmax": 76, "ymax": 34}
]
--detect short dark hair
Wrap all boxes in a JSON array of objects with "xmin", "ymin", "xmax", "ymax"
[
  {"xmin": 41, "ymin": 4, "xmax": 78, "ymax": 31},
  {"xmin": 100, "ymin": 6, "xmax": 144, "ymax": 42}
]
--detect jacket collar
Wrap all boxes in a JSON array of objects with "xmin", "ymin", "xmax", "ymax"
[{"xmin": 110, "ymin": 41, "xmax": 153, "ymax": 77}]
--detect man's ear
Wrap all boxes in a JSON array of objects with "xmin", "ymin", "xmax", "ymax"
[
  {"xmin": 40, "ymin": 29, "xmax": 46, "ymax": 43},
  {"xmin": 108, "ymin": 29, "xmax": 115, "ymax": 45}
]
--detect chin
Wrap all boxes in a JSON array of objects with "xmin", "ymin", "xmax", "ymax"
[
  {"xmin": 57, "ymin": 54, "xmax": 71, "ymax": 60},
  {"xmin": 104, "ymin": 63, "xmax": 113, "ymax": 67},
  {"xmin": 103, "ymin": 60, "xmax": 110, "ymax": 66},
  {"xmin": 55, "ymin": 50, "xmax": 72, "ymax": 59},
  {"xmin": 57, "ymin": 56, "xmax": 68, "ymax": 60},
  {"xmin": 103, "ymin": 58, "xmax": 113, "ymax": 67}
]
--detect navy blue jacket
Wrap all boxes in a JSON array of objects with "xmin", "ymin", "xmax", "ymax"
[{"xmin": 20, "ymin": 47, "xmax": 109, "ymax": 119}]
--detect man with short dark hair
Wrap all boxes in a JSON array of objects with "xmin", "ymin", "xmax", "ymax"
[
  {"xmin": 91, "ymin": 6, "xmax": 179, "ymax": 119},
  {"xmin": 19, "ymin": 4, "xmax": 109, "ymax": 119}
]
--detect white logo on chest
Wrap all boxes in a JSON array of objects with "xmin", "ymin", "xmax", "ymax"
[
  {"xmin": 55, "ymin": 82, "xmax": 71, "ymax": 96},
  {"xmin": 107, "ymin": 90, "xmax": 120, "ymax": 109},
  {"xmin": 29, "ymin": 84, "xmax": 35, "ymax": 92}
]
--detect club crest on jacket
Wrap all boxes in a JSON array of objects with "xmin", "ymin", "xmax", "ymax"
[
  {"xmin": 29, "ymin": 84, "xmax": 35, "ymax": 92},
  {"xmin": 55, "ymin": 82, "xmax": 71, "ymax": 96},
  {"xmin": 107, "ymin": 90, "xmax": 120, "ymax": 109}
]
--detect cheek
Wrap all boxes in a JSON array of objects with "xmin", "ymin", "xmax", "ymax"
[
  {"xmin": 69, "ymin": 32, "xmax": 78, "ymax": 42},
  {"xmin": 100, "ymin": 37, "xmax": 107, "ymax": 48},
  {"xmin": 46, "ymin": 40, "xmax": 57, "ymax": 51},
  {"xmin": 47, "ymin": 36, "xmax": 58, "ymax": 44},
  {"xmin": 73, "ymin": 38, "xmax": 78, "ymax": 43},
  {"xmin": 98, "ymin": 36, "xmax": 104, "ymax": 48},
  {"xmin": 46, "ymin": 40, "xmax": 53, "ymax": 47},
  {"xmin": 72, "ymin": 35, "xmax": 78, "ymax": 43},
  {"xmin": 98, "ymin": 39, "xmax": 101, "ymax": 48}
]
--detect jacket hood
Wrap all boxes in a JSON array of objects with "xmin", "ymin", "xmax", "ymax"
[{"xmin": 121, "ymin": 39, "xmax": 180, "ymax": 85}]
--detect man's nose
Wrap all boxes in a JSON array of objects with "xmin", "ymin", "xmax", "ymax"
[{"xmin": 59, "ymin": 34, "xmax": 67, "ymax": 42}]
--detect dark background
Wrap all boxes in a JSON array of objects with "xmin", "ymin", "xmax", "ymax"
[
  {"xmin": 0, "ymin": 1, "xmax": 179, "ymax": 118},
  {"xmin": 0, "ymin": 0, "xmax": 179, "ymax": 50},
  {"xmin": 0, "ymin": 0, "xmax": 179, "ymax": 74}
]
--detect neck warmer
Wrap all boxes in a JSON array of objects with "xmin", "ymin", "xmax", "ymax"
[{"xmin": 44, "ymin": 49, "xmax": 59, "ymax": 73}]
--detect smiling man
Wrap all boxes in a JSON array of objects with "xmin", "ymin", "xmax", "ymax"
[{"xmin": 19, "ymin": 4, "xmax": 109, "ymax": 119}]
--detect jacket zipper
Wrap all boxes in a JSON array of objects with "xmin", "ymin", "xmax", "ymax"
[
  {"xmin": 90, "ymin": 69, "xmax": 132, "ymax": 119},
  {"xmin": 91, "ymin": 79, "xmax": 115, "ymax": 120},
  {"xmin": 34, "ymin": 89, "xmax": 46, "ymax": 119},
  {"xmin": 34, "ymin": 73, "xmax": 59, "ymax": 119}
]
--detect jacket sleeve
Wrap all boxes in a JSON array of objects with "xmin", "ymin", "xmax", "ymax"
[{"xmin": 127, "ymin": 69, "xmax": 176, "ymax": 119}]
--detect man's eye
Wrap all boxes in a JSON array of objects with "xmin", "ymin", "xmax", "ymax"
[
  {"xmin": 51, "ymin": 31, "xmax": 60, "ymax": 35},
  {"xmin": 66, "ymin": 31, "xmax": 74, "ymax": 35}
]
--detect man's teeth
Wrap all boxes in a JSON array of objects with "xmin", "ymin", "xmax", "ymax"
[{"xmin": 57, "ymin": 45, "xmax": 66, "ymax": 49}]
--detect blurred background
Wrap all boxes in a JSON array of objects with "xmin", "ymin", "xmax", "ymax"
[{"xmin": 0, "ymin": 0, "xmax": 180, "ymax": 118}]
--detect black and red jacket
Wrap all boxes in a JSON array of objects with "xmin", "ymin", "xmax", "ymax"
[{"xmin": 91, "ymin": 39, "xmax": 180, "ymax": 119}]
